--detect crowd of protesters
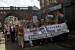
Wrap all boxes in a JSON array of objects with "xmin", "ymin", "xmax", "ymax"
[
  {"xmin": 3, "ymin": 13, "xmax": 65, "ymax": 48},
  {"xmin": 3, "ymin": 20, "xmax": 52, "ymax": 48},
  {"xmin": 4, "ymin": 21, "xmax": 24, "ymax": 48}
]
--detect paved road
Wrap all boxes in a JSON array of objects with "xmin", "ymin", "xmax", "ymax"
[{"xmin": 5, "ymin": 37, "xmax": 75, "ymax": 50}]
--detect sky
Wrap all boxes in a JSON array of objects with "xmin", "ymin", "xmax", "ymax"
[{"xmin": 0, "ymin": 0, "xmax": 40, "ymax": 8}]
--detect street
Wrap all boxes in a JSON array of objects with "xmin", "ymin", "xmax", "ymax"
[
  {"xmin": 0, "ymin": 0, "xmax": 74, "ymax": 50},
  {"xmin": 5, "ymin": 36, "xmax": 75, "ymax": 50}
]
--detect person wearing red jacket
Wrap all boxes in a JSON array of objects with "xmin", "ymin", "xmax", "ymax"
[{"xmin": 17, "ymin": 23, "xmax": 24, "ymax": 48}]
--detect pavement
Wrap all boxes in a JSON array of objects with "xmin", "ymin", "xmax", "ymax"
[
  {"xmin": 0, "ymin": 44, "xmax": 5, "ymax": 50},
  {"xmin": 0, "ymin": 32, "xmax": 5, "ymax": 50}
]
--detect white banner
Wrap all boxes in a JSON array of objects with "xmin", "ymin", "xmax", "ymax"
[{"xmin": 24, "ymin": 23, "xmax": 69, "ymax": 41}]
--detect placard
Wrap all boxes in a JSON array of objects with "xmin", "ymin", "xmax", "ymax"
[{"xmin": 32, "ymin": 16, "xmax": 38, "ymax": 23}]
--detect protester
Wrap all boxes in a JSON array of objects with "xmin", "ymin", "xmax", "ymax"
[
  {"xmin": 17, "ymin": 23, "xmax": 24, "ymax": 48},
  {"xmin": 29, "ymin": 22, "xmax": 34, "ymax": 47},
  {"xmin": 4, "ymin": 24, "xmax": 8, "ymax": 40},
  {"xmin": 15, "ymin": 25, "xmax": 18, "ymax": 41},
  {"xmin": 10, "ymin": 25, "xmax": 16, "ymax": 42},
  {"xmin": 6, "ymin": 26, "xmax": 10, "ymax": 40}
]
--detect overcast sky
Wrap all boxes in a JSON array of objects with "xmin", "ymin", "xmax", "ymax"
[{"xmin": 0, "ymin": 0, "xmax": 40, "ymax": 8}]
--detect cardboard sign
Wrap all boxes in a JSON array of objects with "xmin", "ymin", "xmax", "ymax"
[{"xmin": 32, "ymin": 16, "xmax": 38, "ymax": 23}]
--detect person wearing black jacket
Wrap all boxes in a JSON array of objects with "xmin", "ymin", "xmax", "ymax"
[{"xmin": 10, "ymin": 25, "xmax": 16, "ymax": 42}]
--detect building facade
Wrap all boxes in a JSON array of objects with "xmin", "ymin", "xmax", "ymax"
[
  {"xmin": 39, "ymin": 0, "xmax": 75, "ymax": 30},
  {"xmin": 38, "ymin": 0, "xmax": 64, "ymax": 17},
  {"xmin": 38, "ymin": 0, "xmax": 64, "ymax": 9},
  {"xmin": 38, "ymin": 0, "xmax": 57, "ymax": 9},
  {"xmin": 63, "ymin": 0, "xmax": 75, "ymax": 30},
  {"xmin": 0, "ymin": 6, "xmax": 39, "ymax": 26}
]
